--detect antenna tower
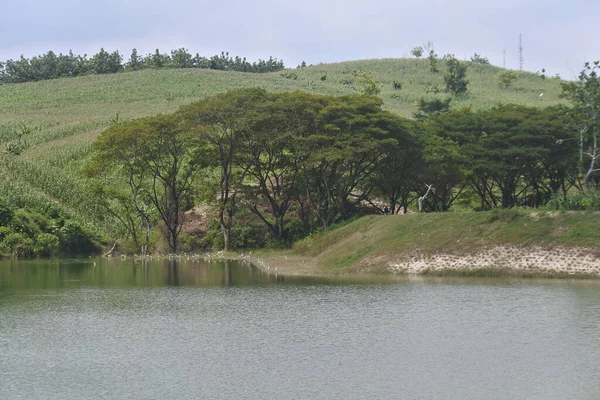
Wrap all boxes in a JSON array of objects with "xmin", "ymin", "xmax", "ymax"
[
  {"xmin": 503, "ymin": 49, "xmax": 506, "ymax": 68},
  {"xmin": 519, "ymin": 34, "xmax": 523, "ymax": 71}
]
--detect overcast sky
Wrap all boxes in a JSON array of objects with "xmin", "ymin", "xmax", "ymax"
[{"xmin": 1, "ymin": 0, "xmax": 598, "ymax": 79}]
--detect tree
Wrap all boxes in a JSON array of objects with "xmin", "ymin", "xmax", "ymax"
[
  {"xmin": 413, "ymin": 97, "xmax": 452, "ymax": 121},
  {"xmin": 495, "ymin": 70, "xmax": 518, "ymax": 89},
  {"xmin": 171, "ymin": 48, "xmax": 193, "ymax": 68},
  {"xmin": 354, "ymin": 70, "xmax": 381, "ymax": 96},
  {"xmin": 91, "ymin": 48, "xmax": 122, "ymax": 74},
  {"xmin": 443, "ymin": 54, "xmax": 468, "ymax": 96},
  {"xmin": 470, "ymin": 53, "xmax": 489, "ymax": 64},
  {"xmin": 178, "ymin": 88, "xmax": 268, "ymax": 251},
  {"xmin": 369, "ymin": 119, "xmax": 423, "ymax": 214},
  {"xmin": 428, "ymin": 50, "xmax": 439, "ymax": 73},
  {"xmin": 411, "ymin": 46, "xmax": 424, "ymax": 58},
  {"xmin": 127, "ymin": 48, "xmax": 143, "ymax": 71},
  {"xmin": 301, "ymin": 95, "xmax": 395, "ymax": 227},
  {"xmin": 561, "ymin": 61, "xmax": 600, "ymax": 188},
  {"xmin": 85, "ymin": 114, "xmax": 202, "ymax": 253},
  {"xmin": 236, "ymin": 91, "xmax": 324, "ymax": 242}
]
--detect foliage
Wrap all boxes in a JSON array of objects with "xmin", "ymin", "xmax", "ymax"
[
  {"xmin": 428, "ymin": 50, "xmax": 439, "ymax": 73},
  {"xmin": 0, "ymin": 47, "xmax": 285, "ymax": 84},
  {"xmin": 413, "ymin": 97, "xmax": 452, "ymax": 121},
  {"xmin": 0, "ymin": 57, "xmax": 571, "ymax": 255},
  {"xmin": 561, "ymin": 61, "xmax": 600, "ymax": 188},
  {"xmin": 496, "ymin": 70, "xmax": 518, "ymax": 89},
  {"xmin": 545, "ymin": 190, "xmax": 600, "ymax": 211},
  {"xmin": 443, "ymin": 54, "xmax": 468, "ymax": 96},
  {"xmin": 33, "ymin": 233, "xmax": 60, "ymax": 257},
  {"xmin": 1, "ymin": 232, "xmax": 34, "ymax": 258},
  {"xmin": 470, "ymin": 53, "xmax": 490, "ymax": 65},
  {"xmin": 0, "ymin": 198, "xmax": 13, "ymax": 226},
  {"xmin": 353, "ymin": 70, "xmax": 381, "ymax": 95},
  {"xmin": 411, "ymin": 47, "xmax": 424, "ymax": 58},
  {"xmin": 85, "ymin": 114, "xmax": 203, "ymax": 253}
]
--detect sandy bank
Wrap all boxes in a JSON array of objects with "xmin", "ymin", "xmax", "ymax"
[{"xmin": 245, "ymin": 245, "xmax": 600, "ymax": 277}]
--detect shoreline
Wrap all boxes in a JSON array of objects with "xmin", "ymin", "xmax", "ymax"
[{"xmin": 241, "ymin": 245, "xmax": 600, "ymax": 279}]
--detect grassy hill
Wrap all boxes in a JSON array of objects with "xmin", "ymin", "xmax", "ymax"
[
  {"xmin": 253, "ymin": 210, "xmax": 600, "ymax": 277},
  {"xmin": 0, "ymin": 58, "xmax": 566, "ymax": 237}
]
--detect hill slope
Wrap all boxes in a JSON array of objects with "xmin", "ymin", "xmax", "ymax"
[
  {"xmin": 253, "ymin": 210, "xmax": 600, "ymax": 277},
  {"xmin": 0, "ymin": 58, "xmax": 566, "ymax": 235}
]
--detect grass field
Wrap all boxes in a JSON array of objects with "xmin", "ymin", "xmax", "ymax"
[
  {"xmin": 287, "ymin": 209, "xmax": 600, "ymax": 275},
  {"xmin": 0, "ymin": 58, "xmax": 566, "ymax": 237}
]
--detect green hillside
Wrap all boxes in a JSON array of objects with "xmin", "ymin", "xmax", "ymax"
[
  {"xmin": 260, "ymin": 210, "xmax": 600, "ymax": 277},
  {"xmin": 0, "ymin": 58, "xmax": 566, "ymax": 239}
]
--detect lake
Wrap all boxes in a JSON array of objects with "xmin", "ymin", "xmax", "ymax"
[{"xmin": 1, "ymin": 258, "xmax": 600, "ymax": 399}]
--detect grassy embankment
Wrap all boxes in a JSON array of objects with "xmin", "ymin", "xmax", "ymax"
[
  {"xmin": 251, "ymin": 209, "xmax": 600, "ymax": 278},
  {"xmin": 0, "ymin": 58, "xmax": 565, "ymax": 239}
]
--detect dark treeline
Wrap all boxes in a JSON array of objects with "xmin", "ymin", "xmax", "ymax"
[
  {"xmin": 81, "ymin": 87, "xmax": 594, "ymax": 254},
  {"xmin": 0, "ymin": 48, "xmax": 285, "ymax": 84}
]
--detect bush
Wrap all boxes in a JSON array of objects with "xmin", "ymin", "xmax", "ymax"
[
  {"xmin": 178, "ymin": 232, "xmax": 203, "ymax": 253},
  {"xmin": 33, "ymin": 233, "xmax": 60, "ymax": 257},
  {"xmin": 59, "ymin": 221, "xmax": 100, "ymax": 254},
  {"xmin": 0, "ymin": 226, "xmax": 13, "ymax": 240},
  {"xmin": 495, "ymin": 70, "xmax": 518, "ymax": 89},
  {"xmin": 1, "ymin": 232, "xmax": 34, "ymax": 258},
  {"xmin": 10, "ymin": 209, "xmax": 41, "ymax": 237},
  {"xmin": 545, "ymin": 191, "xmax": 600, "ymax": 211},
  {"xmin": 0, "ymin": 198, "xmax": 14, "ymax": 226}
]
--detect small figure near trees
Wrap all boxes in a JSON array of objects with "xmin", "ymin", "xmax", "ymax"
[{"xmin": 383, "ymin": 205, "xmax": 390, "ymax": 215}]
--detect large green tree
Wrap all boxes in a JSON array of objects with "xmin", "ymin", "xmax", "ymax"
[
  {"xmin": 562, "ymin": 61, "xmax": 600, "ymax": 188},
  {"xmin": 179, "ymin": 88, "xmax": 268, "ymax": 251},
  {"xmin": 85, "ymin": 114, "xmax": 202, "ymax": 253}
]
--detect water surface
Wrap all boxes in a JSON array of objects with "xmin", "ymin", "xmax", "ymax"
[{"xmin": 1, "ymin": 258, "xmax": 599, "ymax": 399}]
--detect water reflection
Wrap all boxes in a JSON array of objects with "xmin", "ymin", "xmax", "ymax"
[{"xmin": 0, "ymin": 258, "xmax": 295, "ymax": 292}]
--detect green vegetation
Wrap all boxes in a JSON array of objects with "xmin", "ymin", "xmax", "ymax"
[
  {"xmin": 0, "ymin": 198, "xmax": 100, "ymax": 258},
  {"xmin": 0, "ymin": 57, "xmax": 588, "ymax": 257},
  {"xmin": 496, "ymin": 70, "xmax": 519, "ymax": 89},
  {"xmin": 443, "ymin": 54, "xmax": 468, "ymax": 96},
  {"xmin": 0, "ymin": 48, "xmax": 285, "ymax": 84},
  {"xmin": 291, "ymin": 210, "xmax": 600, "ymax": 274}
]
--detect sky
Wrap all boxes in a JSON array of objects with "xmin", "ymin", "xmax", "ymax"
[{"xmin": 1, "ymin": 0, "xmax": 598, "ymax": 80}]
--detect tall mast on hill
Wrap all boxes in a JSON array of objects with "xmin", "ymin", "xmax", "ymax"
[{"xmin": 519, "ymin": 34, "xmax": 524, "ymax": 71}]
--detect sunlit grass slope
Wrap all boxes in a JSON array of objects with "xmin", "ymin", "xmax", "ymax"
[
  {"xmin": 291, "ymin": 210, "xmax": 600, "ymax": 274},
  {"xmin": 0, "ymin": 58, "xmax": 565, "ymax": 235}
]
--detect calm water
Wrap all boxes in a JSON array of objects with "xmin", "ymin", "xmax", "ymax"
[{"xmin": 1, "ymin": 258, "xmax": 600, "ymax": 399}]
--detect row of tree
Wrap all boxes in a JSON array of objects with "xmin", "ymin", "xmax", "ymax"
[
  {"xmin": 0, "ymin": 48, "xmax": 285, "ymax": 84},
  {"xmin": 84, "ymin": 80, "xmax": 597, "ymax": 253}
]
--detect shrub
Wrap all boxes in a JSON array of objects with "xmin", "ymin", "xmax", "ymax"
[
  {"xmin": 495, "ymin": 70, "xmax": 518, "ymax": 89},
  {"xmin": 411, "ymin": 46, "xmax": 423, "ymax": 58},
  {"xmin": 470, "ymin": 53, "xmax": 490, "ymax": 64},
  {"xmin": 354, "ymin": 70, "xmax": 381, "ymax": 96},
  {"xmin": 443, "ymin": 54, "xmax": 468, "ymax": 96},
  {"xmin": 59, "ymin": 221, "xmax": 100, "ymax": 254},
  {"xmin": 33, "ymin": 233, "xmax": 60, "ymax": 257},
  {"xmin": 0, "ymin": 226, "xmax": 13, "ymax": 240},
  {"xmin": 178, "ymin": 232, "xmax": 203, "ymax": 253},
  {"xmin": 10, "ymin": 209, "xmax": 41, "ymax": 237},
  {"xmin": 0, "ymin": 199, "xmax": 14, "ymax": 226},
  {"xmin": 545, "ymin": 191, "xmax": 600, "ymax": 211},
  {"xmin": 1, "ymin": 232, "xmax": 34, "ymax": 258}
]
